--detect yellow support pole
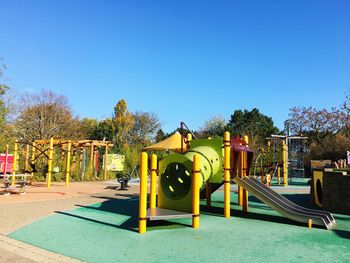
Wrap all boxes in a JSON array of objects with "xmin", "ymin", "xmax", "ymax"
[
  {"xmin": 186, "ymin": 133, "xmax": 192, "ymax": 150},
  {"xmin": 192, "ymin": 154, "xmax": 200, "ymax": 228},
  {"xmin": 282, "ymin": 139, "xmax": 288, "ymax": 187},
  {"xmin": 139, "ymin": 152, "xmax": 148, "ymax": 234},
  {"xmin": 277, "ymin": 167, "xmax": 281, "ymax": 186},
  {"xmin": 65, "ymin": 141, "xmax": 72, "ymax": 187},
  {"xmin": 267, "ymin": 140, "xmax": 271, "ymax": 167},
  {"xmin": 11, "ymin": 140, "xmax": 18, "ymax": 186},
  {"xmin": 308, "ymin": 219, "xmax": 312, "ymax": 229},
  {"xmin": 243, "ymin": 135, "xmax": 249, "ymax": 213},
  {"xmin": 47, "ymin": 137, "xmax": 54, "ymax": 188},
  {"xmin": 31, "ymin": 141, "xmax": 36, "ymax": 178},
  {"xmin": 224, "ymin": 131, "xmax": 231, "ymax": 218},
  {"xmin": 150, "ymin": 154, "xmax": 157, "ymax": 209},
  {"xmin": 238, "ymin": 150, "xmax": 243, "ymax": 206}
]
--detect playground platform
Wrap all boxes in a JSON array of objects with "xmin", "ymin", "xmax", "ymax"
[{"xmin": 1, "ymin": 182, "xmax": 349, "ymax": 263}]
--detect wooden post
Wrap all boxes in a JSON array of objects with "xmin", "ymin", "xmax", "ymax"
[
  {"xmin": 150, "ymin": 154, "xmax": 157, "ymax": 209},
  {"xmin": 206, "ymin": 182, "xmax": 211, "ymax": 208},
  {"xmin": 94, "ymin": 148, "xmax": 98, "ymax": 178},
  {"xmin": 90, "ymin": 145, "xmax": 94, "ymax": 171},
  {"xmin": 103, "ymin": 144, "xmax": 109, "ymax": 180},
  {"xmin": 65, "ymin": 141, "xmax": 71, "ymax": 187},
  {"xmin": 11, "ymin": 140, "xmax": 18, "ymax": 186},
  {"xmin": 79, "ymin": 147, "xmax": 83, "ymax": 171},
  {"xmin": 71, "ymin": 146, "xmax": 77, "ymax": 173},
  {"xmin": 139, "ymin": 152, "xmax": 148, "ymax": 234},
  {"xmin": 47, "ymin": 137, "xmax": 54, "ymax": 188},
  {"xmin": 24, "ymin": 144, "xmax": 29, "ymax": 171},
  {"xmin": 31, "ymin": 141, "xmax": 36, "ymax": 178},
  {"xmin": 192, "ymin": 154, "xmax": 200, "ymax": 228},
  {"xmin": 277, "ymin": 166, "xmax": 281, "ymax": 186},
  {"xmin": 224, "ymin": 131, "xmax": 231, "ymax": 218}
]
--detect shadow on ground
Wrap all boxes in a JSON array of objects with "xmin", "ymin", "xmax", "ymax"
[{"xmin": 55, "ymin": 193, "xmax": 192, "ymax": 233}]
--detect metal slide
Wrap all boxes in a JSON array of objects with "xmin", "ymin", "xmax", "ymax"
[{"xmin": 233, "ymin": 176, "xmax": 335, "ymax": 229}]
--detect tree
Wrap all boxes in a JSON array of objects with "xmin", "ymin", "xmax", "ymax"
[
  {"xmin": 155, "ymin": 129, "xmax": 166, "ymax": 142},
  {"xmin": 88, "ymin": 118, "xmax": 114, "ymax": 141},
  {"xmin": 227, "ymin": 108, "xmax": 279, "ymax": 151},
  {"xmin": 129, "ymin": 111, "xmax": 161, "ymax": 147},
  {"xmin": 199, "ymin": 116, "xmax": 226, "ymax": 138},
  {"xmin": 286, "ymin": 106, "xmax": 346, "ymax": 143},
  {"xmin": 16, "ymin": 90, "xmax": 74, "ymax": 141},
  {"xmin": 113, "ymin": 99, "xmax": 134, "ymax": 150},
  {"xmin": 68, "ymin": 117, "xmax": 99, "ymax": 140}
]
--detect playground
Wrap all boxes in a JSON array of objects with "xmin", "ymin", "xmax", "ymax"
[
  {"xmin": 0, "ymin": 181, "xmax": 349, "ymax": 263},
  {"xmin": 0, "ymin": 132, "xmax": 349, "ymax": 262}
]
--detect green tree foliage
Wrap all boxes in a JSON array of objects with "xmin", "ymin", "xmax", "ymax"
[
  {"xmin": 0, "ymin": 59, "xmax": 12, "ymax": 150},
  {"xmin": 113, "ymin": 99, "xmax": 134, "ymax": 150},
  {"xmin": 155, "ymin": 129, "xmax": 166, "ymax": 142},
  {"xmin": 199, "ymin": 116, "xmax": 226, "ymax": 138},
  {"xmin": 227, "ymin": 108, "xmax": 279, "ymax": 151},
  {"xmin": 129, "ymin": 111, "xmax": 161, "ymax": 147},
  {"xmin": 70, "ymin": 117, "xmax": 99, "ymax": 140},
  {"xmin": 88, "ymin": 118, "xmax": 114, "ymax": 141}
]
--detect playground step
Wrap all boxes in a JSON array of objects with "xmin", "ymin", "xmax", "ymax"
[{"xmin": 147, "ymin": 208, "xmax": 193, "ymax": 221}]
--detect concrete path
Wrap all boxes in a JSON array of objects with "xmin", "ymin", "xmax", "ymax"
[{"xmin": 0, "ymin": 235, "xmax": 83, "ymax": 263}]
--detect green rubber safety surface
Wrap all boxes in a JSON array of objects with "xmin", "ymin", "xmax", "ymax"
[{"xmin": 9, "ymin": 191, "xmax": 350, "ymax": 263}]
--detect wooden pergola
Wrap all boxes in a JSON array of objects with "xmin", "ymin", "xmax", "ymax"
[{"xmin": 13, "ymin": 139, "xmax": 113, "ymax": 188}]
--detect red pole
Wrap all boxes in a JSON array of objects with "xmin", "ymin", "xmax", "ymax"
[{"xmin": 3, "ymin": 145, "xmax": 9, "ymax": 176}]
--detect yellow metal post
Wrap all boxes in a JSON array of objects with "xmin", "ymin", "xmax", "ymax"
[
  {"xmin": 65, "ymin": 141, "xmax": 72, "ymax": 187},
  {"xmin": 31, "ymin": 141, "xmax": 36, "ymax": 178},
  {"xmin": 308, "ymin": 219, "xmax": 312, "ymax": 229},
  {"xmin": 11, "ymin": 140, "xmax": 18, "ymax": 186},
  {"xmin": 150, "ymin": 154, "xmax": 157, "ymax": 209},
  {"xmin": 238, "ymin": 151, "xmax": 243, "ymax": 206},
  {"xmin": 224, "ymin": 131, "xmax": 231, "ymax": 218},
  {"xmin": 277, "ymin": 167, "xmax": 281, "ymax": 185},
  {"xmin": 192, "ymin": 154, "xmax": 200, "ymax": 228},
  {"xmin": 282, "ymin": 140, "xmax": 288, "ymax": 187},
  {"xmin": 47, "ymin": 137, "xmax": 54, "ymax": 188},
  {"xmin": 139, "ymin": 152, "xmax": 148, "ymax": 234},
  {"xmin": 243, "ymin": 135, "xmax": 249, "ymax": 212},
  {"xmin": 186, "ymin": 133, "xmax": 192, "ymax": 150},
  {"xmin": 267, "ymin": 140, "xmax": 271, "ymax": 167}
]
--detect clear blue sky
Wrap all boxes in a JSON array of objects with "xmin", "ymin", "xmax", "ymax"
[{"xmin": 1, "ymin": 0, "xmax": 349, "ymax": 132}]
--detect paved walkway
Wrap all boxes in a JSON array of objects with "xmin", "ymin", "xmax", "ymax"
[{"xmin": 0, "ymin": 181, "xmax": 138, "ymax": 262}]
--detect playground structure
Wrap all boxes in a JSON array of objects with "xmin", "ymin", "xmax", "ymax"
[
  {"xmin": 2, "ymin": 138, "xmax": 113, "ymax": 191},
  {"xmin": 139, "ymin": 132, "xmax": 335, "ymax": 234},
  {"xmin": 255, "ymin": 135, "xmax": 308, "ymax": 186}
]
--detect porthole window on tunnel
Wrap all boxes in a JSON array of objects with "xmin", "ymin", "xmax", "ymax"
[
  {"xmin": 161, "ymin": 162, "xmax": 191, "ymax": 200},
  {"xmin": 316, "ymin": 179, "xmax": 323, "ymax": 204}
]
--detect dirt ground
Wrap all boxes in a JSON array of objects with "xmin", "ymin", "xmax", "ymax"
[{"xmin": 0, "ymin": 181, "xmax": 139, "ymax": 263}]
